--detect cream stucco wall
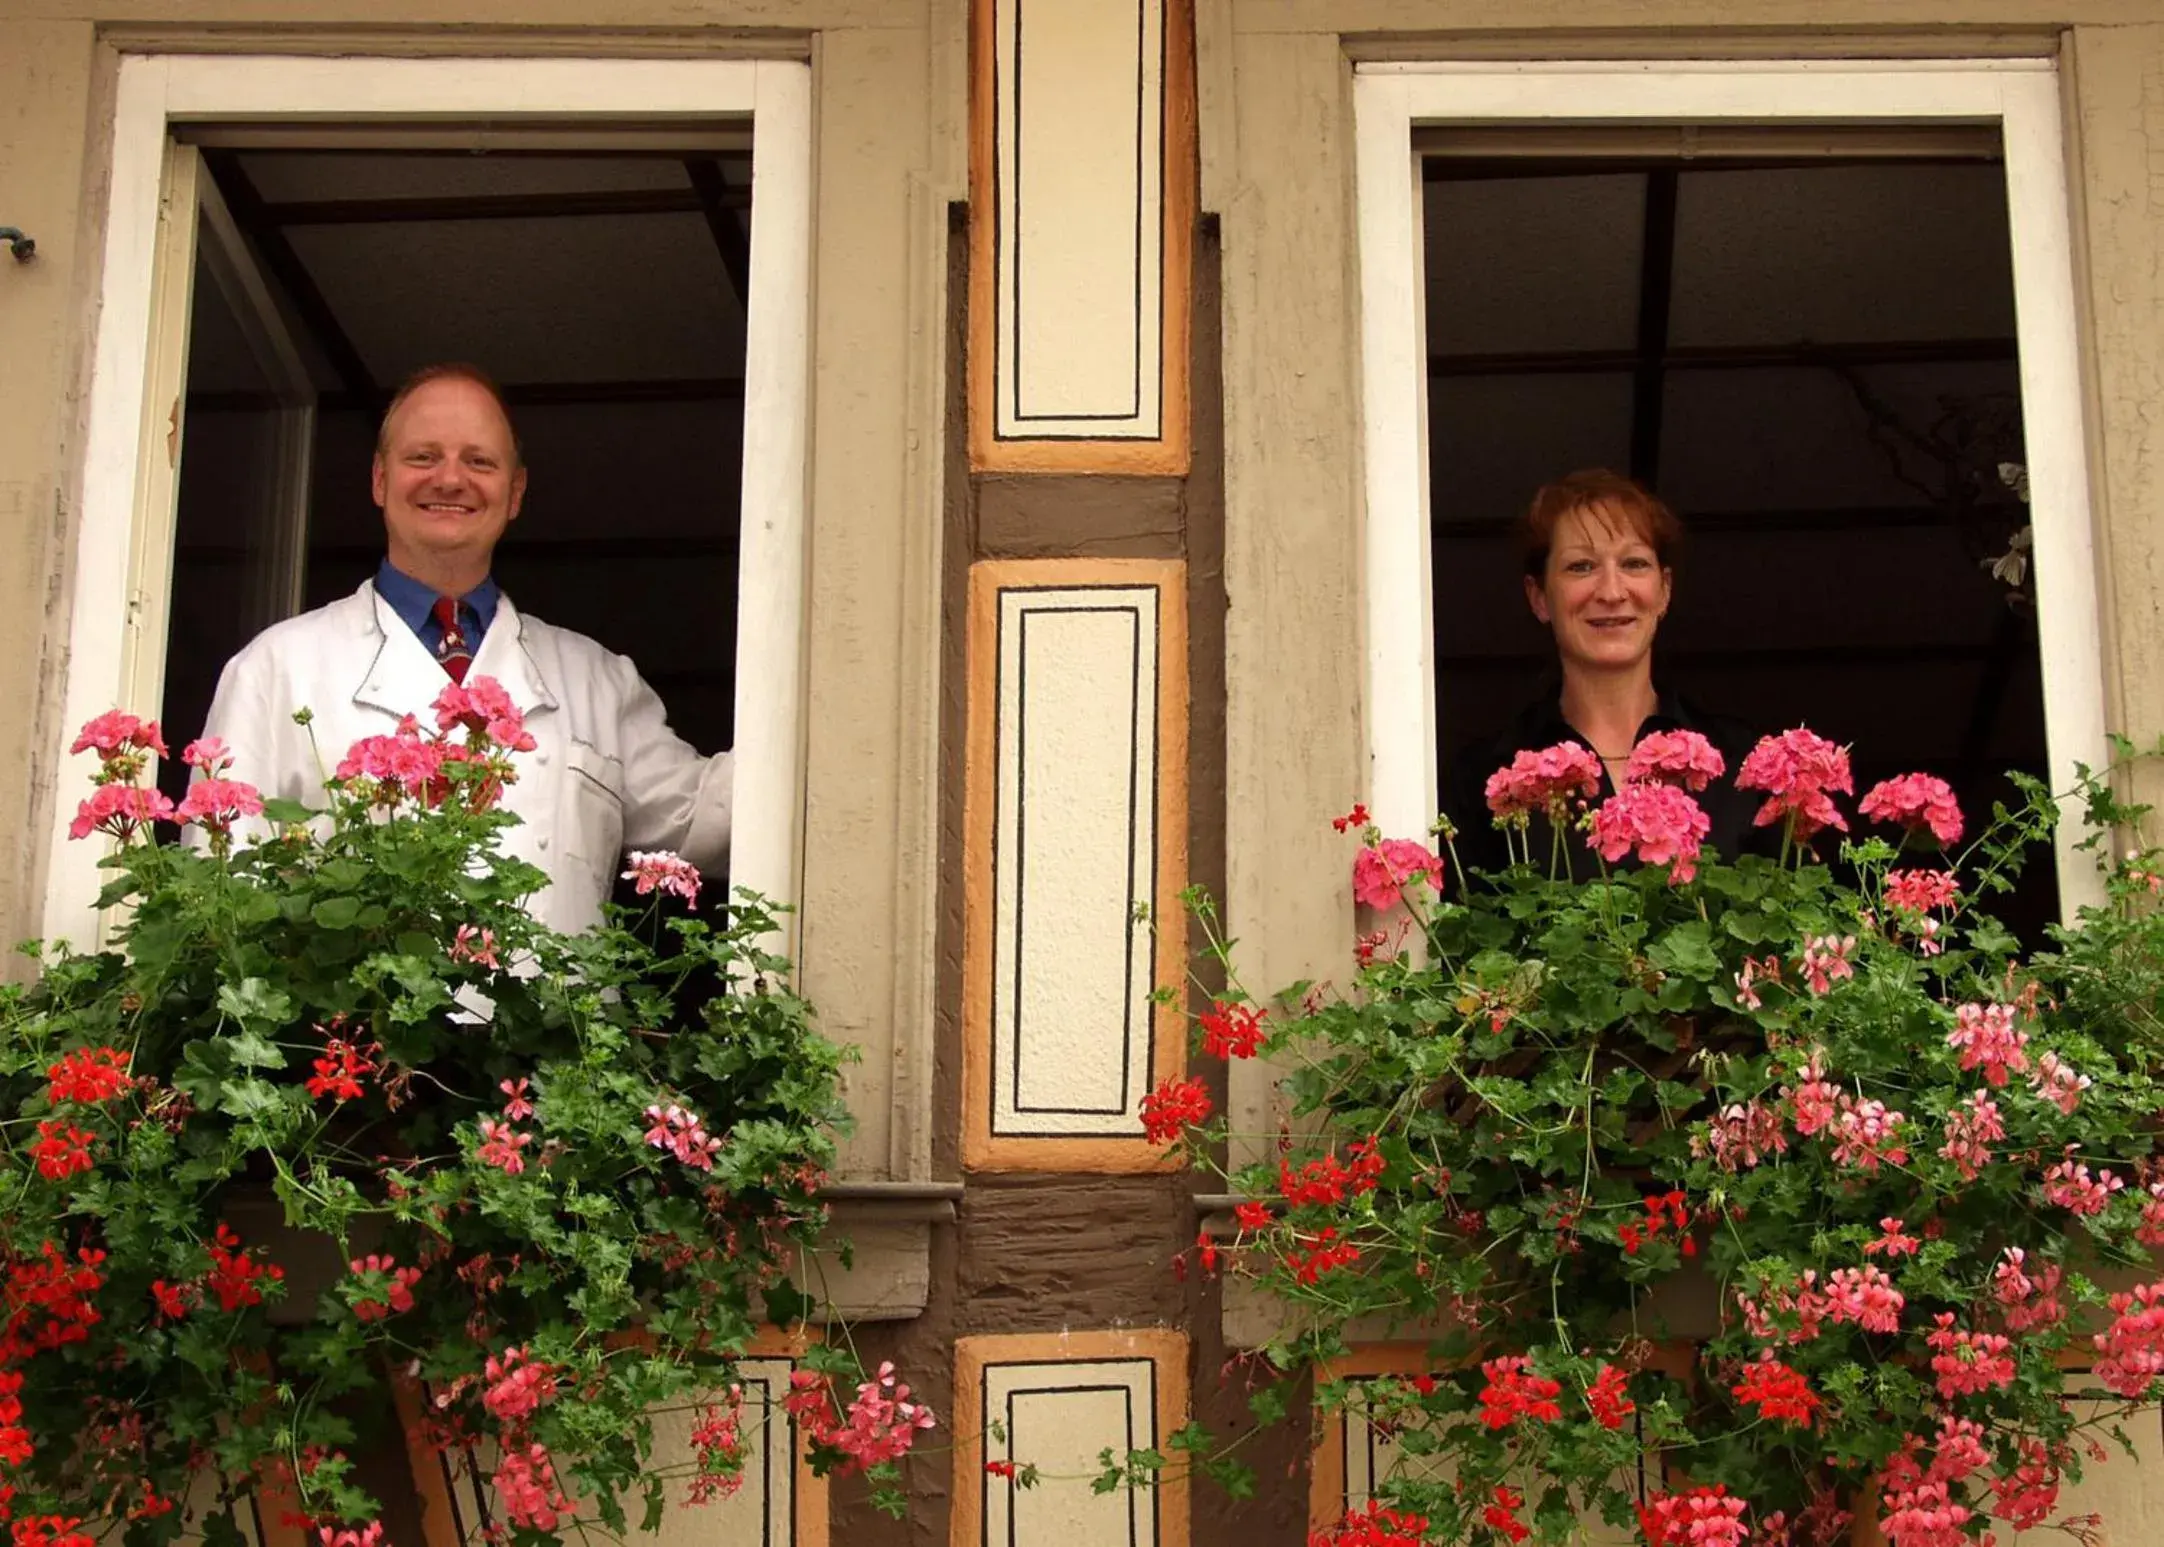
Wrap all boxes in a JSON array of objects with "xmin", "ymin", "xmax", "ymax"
[{"xmin": 0, "ymin": 3, "xmax": 968, "ymax": 1192}]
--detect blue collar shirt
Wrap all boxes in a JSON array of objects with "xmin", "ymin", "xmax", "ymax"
[{"xmin": 373, "ymin": 558, "xmax": 503, "ymax": 658}]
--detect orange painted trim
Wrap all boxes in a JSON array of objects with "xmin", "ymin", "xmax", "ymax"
[
  {"xmin": 967, "ymin": 0, "xmax": 1196, "ymax": 475},
  {"xmin": 953, "ymin": 1329, "xmax": 1191, "ymax": 1547},
  {"xmin": 961, "ymin": 558, "xmax": 1189, "ymax": 1173},
  {"xmin": 395, "ymin": 1326, "xmax": 825, "ymax": 1547}
]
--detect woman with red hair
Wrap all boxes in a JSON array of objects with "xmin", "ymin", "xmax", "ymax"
[{"xmin": 1444, "ymin": 470, "xmax": 1758, "ymax": 879}]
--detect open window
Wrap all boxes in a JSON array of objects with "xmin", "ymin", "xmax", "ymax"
[
  {"xmin": 1355, "ymin": 62, "xmax": 2110, "ymax": 916},
  {"xmin": 42, "ymin": 57, "xmax": 811, "ymax": 949}
]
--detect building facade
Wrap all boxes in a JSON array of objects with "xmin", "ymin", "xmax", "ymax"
[{"xmin": 2, "ymin": 0, "xmax": 2163, "ymax": 1542}]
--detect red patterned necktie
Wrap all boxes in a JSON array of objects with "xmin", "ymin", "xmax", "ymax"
[{"xmin": 432, "ymin": 596, "xmax": 473, "ymax": 684}]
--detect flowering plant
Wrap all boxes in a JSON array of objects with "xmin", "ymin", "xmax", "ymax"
[
  {"xmin": 1152, "ymin": 726, "xmax": 2164, "ymax": 1546},
  {"xmin": 0, "ymin": 684, "xmax": 926, "ymax": 1544}
]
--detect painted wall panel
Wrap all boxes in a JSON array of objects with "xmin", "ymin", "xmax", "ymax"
[
  {"xmin": 953, "ymin": 1331, "xmax": 1189, "ymax": 1547},
  {"xmin": 964, "ymin": 558, "xmax": 1187, "ymax": 1172},
  {"xmin": 969, "ymin": 0, "xmax": 1194, "ymax": 472}
]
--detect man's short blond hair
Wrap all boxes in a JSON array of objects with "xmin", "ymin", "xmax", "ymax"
[{"xmin": 375, "ymin": 362, "xmax": 524, "ymax": 469}]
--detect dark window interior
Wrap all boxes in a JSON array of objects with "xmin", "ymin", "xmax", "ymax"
[
  {"xmin": 1424, "ymin": 149, "xmax": 2054, "ymax": 931},
  {"xmin": 162, "ymin": 146, "xmax": 749, "ymax": 817}
]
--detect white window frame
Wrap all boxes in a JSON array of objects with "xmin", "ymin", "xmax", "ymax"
[
  {"xmin": 1356, "ymin": 60, "xmax": 2111, "ymax": 914},
  {"xmin": 42, "ymin": 54, "xmax": 812, "ymax": 946}
]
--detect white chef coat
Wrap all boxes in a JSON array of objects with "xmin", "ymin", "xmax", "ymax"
[{"xmin": 199, "ymin": 579, "xmax": 731, "ymax": 934}]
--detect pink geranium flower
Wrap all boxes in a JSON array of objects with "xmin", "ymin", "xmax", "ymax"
[
  {"xmin": 477, "ymin": 1119, "xmax": 532, "ymax": 1176},
  {"xmin": 1946, "ymin": 1002, "xmax": 2028, "ymax": 1087},
  {"xmin": 433, "ymin": 675, "xmax": 538, "ymax": 753},
  {"xmin": 1624, "ymin": 729, "xmax": 1726, "ymax": 792},
  {"xmin": 624, "ymin": 850, "xmax": 702, "ymax": 906},
  {"xmin": 1860, "ymin": 772, "xmax": 1964, "ymax": 846},
  {"xmin": 1484, "ymin": 742, "xmax": 1601, "ymax": 823},
  {"xmin": 181, "ymin": 737, "xmax": 231, "ymax": 774},
  {"xmin": 494, "ymin": 1443, "xmax": 572, "ymax": 1532},
  {"xmin": 1884, "ymin": 868, "xmax": 1958, "ymax": 915},
  {"xmin": 336, "ymin": 720, "xmax": 447, "ymax": 802},
  {"xmin": 175, "ymin": 777, "xmax": 265, "ymax": 835},
  {"xmin": 1351, "ymin": 838, "xmax": 1444, "ymax": 910},
  {"xmin": 2093, "ymin": 1280, "xmax": 2164, "ymax": 1398},
  {"xmin": 1939, "ymin": 1090, "xmax": 2004, "ymax": 1181},
  {"xmin": 2031, "ymin": 1051, "xmax": 2091, "ymax": 1115},
  {"xmin": 71, "ymin": 711, "xmax": 168, "ymax": 761},
  {"xmin": 644, "ymin": 1102, "xmax": 724, "ymax": 1170},
  {"xmin": 1586, "ymin": 783, "xmax": 1710, "ymax": 883},
  {"xmin": 1736, "ymin": 727, "xmax": 1853, "ymax": 842},
  {"xmin": 449, "ymin": 924, "xmax": 500, "ymax": 969},
  {"xmin": 68, "ymin": 783, "xmax": 176, "ymax": 841}
]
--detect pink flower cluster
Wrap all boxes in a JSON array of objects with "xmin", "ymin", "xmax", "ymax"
[
  {"xmin": 2141, "ymin": 1179, "xmax": 2164, "ymax": 1247},
  {"xmin": 1732, "ymin": 955, "xmax": 1782, "ymax": 1011},
  {"xmin": 1822, "ymin": 1263, "xmax": 1905, "ymax": 1333},
  {"xmin": 1879, "ymin": 1459, "xmax": 1976, "ymax": 1547},
  {"xmin": 494, "ymin": 1442, "xmax": 572, "ymax": 1532},
  {"xmin": 644, "ymin": 1102, "xmax": 723, "ymax": 1171},
  {"xmin": 1799, "ymin": 935, "xmax": 1856, "ymax": 995},
  {"xmin": 2092, "ymin": 1280, "xmax": 2164, "ymax": 1398},
  {"xmin": 1693, "ymin": 1100, "xmax": 1788, "ymax": 1172},
  {"xmin": 1783, "ymin": 1057, "xmax": 1841, "ymax": 1137},
  {"xmin": 1351, "ymin": 838, "xmax": 1444, "ymax": 910},
  {"xmin": 1587, "ymin": 781, "xmax": 1711, "ymax": 883},
  {"xmin": 315, "ymin": 1524, "xmax": 383, "ymax": 1547},
  {"xmin": 1990, "ymin": 1440, "xmax": 2062, "ymax": 1528},
  {"xmin": 68, "ymin": 784, "xmax": 175, "ymax": 841},
  {"xmin": 2031, "ymin": 1051, "xmax": 2090, "ymax": 1114},
  {"xmin": 785, "ymin": 1362, "xmax": 937, "ymax": 1473},
  {"xmin": 1862, "ymin": 1217, "xmax": 1920, "ymax": 1258},
  {"xmin": 2041, "ymin": 1157, "xmax": 2124, "ymax": 1216},
  {"xmin": 1737, "ymin": 726, "xmax": 1853, "ymax": 842},
  {"xmin": 471, "ymin": 1075, "xmax": 539, "ymax": 1174},
  {"xmin": 623, "ymin": 850, "xmax": 702, "ymax": 906},
  {"xmin": 1993, "ymin": 1248, "xmax": 2066, "ymax": 1333},
  {"xmin": 434, "ymin": 677, "xmax": 537, "ymax": 751},
  {"xmin": 336, "ymin": 719, "xmax": 446, "ymax": 802},
  {"xmin": 1829, "ymin": 1096, "xmax": 1908, "ymax": 1173},
  {"xmin": 1637, "ymin": 1486, "xmax": 1748, "ymax": 1547},
  {"xmin": 1926, "ymin": 1313, "xmax": 2016, "ymax": 1397},
  {"xmin": 685, "ymin": 1390, "xmax": 748, "ymax": 1506},
  {"xmin": 67, "ymin": 713, "xmax": 247, "ymax": 843},
  {"xmin": 1938, "ymin": 1090, "xmax": 2004, "ymax": 1181},
  {"xmin": 1483, "ymin": 741, "xmax": 1600, "ymax": 822},
  {"xmin": 1946, "ymin": 1002, "xmax": 2028, "ymax": 1087},
  {"xmin": 71, "ymin": 711, "xmax": 167, "ymax": 763},
  {"xmin": 448, "ymin": 924, "xmax": 500, "ymax": 968},
  {"xmin": 1625, "ymin": 729, "xmax": 1726, "ymax": 791},
  {"xmin": 1860, "ymin": 772, "xmax": 1965, "ymax": 846},
  {"xmin": 174, "ymin": 776, "xmax": 264, "ymax": 836},
  {"xmin": 484, "ymin": 1346, "xmax": 561, "ymax": 1424},
  {"xmin": 477, "ymin": 1118, "xmax": 532, "ymax": 1176},
  {"xmin": 1884, "ymin": 868, "xmax": 1959, "ymax": 950},
  {"xmin": 1737, "ymin": 1261, "xmax": 1905, "ymax": 1344}
]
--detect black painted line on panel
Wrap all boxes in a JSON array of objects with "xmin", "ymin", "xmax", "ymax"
[
  {"xmin": 1003, "ymin": 602, "xmax": 1148, "ymax": 1121},
  {"xmin": 1001, "ymin": 1382, "xmax": 1143, "ymax": 1547},
  {"xmin": 1002, "ymin": 0, "xmax": 1150, "ymax": 430}
]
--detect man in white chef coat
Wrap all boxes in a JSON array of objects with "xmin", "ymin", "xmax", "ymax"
[{"xmin": 199, "ymin": 362, "xmax": 731, "ymax": 934}]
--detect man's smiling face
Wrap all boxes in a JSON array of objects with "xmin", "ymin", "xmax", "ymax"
[{"xmin": 372, "ymin": 376, "xmax": 527, "ymax": 587}]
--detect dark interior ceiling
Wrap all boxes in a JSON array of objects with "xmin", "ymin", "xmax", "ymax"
[
  {"xmin": 168, "ymin": 147, "xmax": 753, "ymax": 781},
  {"xmin": 1425, "ymin": 153, "xmax": 2050, "ymax": 917}
]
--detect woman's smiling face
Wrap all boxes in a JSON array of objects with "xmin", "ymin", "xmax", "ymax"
[{"xmin": 1525, "ymin": 501, "xmax": 1672, "ymax": 676}]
